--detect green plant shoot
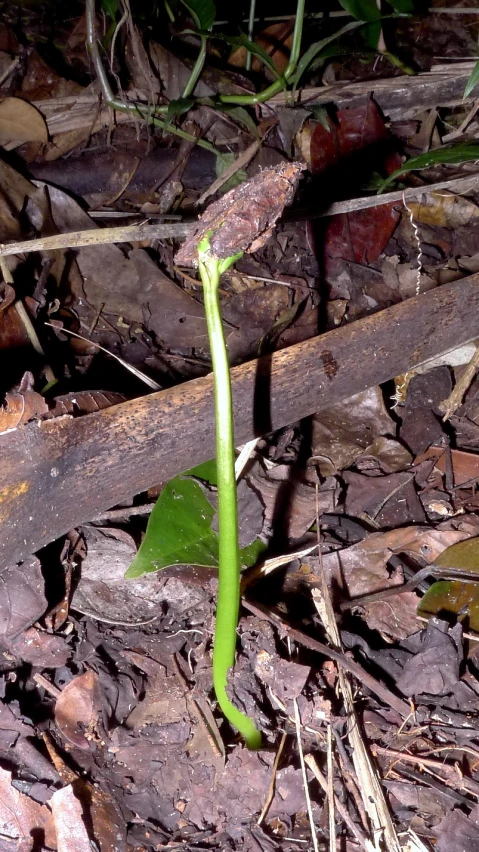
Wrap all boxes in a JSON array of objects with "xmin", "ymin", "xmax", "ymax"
[{"xmin": 197, "ymin": 235, "xmax": 262, "ymax": 750}]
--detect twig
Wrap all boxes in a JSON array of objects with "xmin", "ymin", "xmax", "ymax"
[
  {"xmin": 0, "ymin": 57, "xmax": 19, "ymax": 86},
  {"xmin": 293, "ymin": 697, "xmax": 320, "ymax": 852},
  {"xmin": 326, "ymin": 725, "xmax": 337, "ymax": 852},
  {"xmin": 0, "ymin": 257, "xmax": 56, "ymax": 385},
  {"xmin": 257, "ymin": 731, "xmax": 287, "ymax": 826},
  {"xmin": 304, "ymin": 754, "xmax": 373, "ymax": 852},
  {"xmin": 196, "ymin": 137, "xmax": 263, "ymax": 206},
  {"xmin": 242, "ymin": 599, "xmax": 411, "ymax": 718},
  {"xmin": 439, "ymin": 344, "xmax": 479, "ymax": 420}
]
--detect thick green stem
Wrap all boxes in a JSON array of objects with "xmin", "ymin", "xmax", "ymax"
[
  {"xmin": 85, "ymin": 0, "xmax": 219, "ymax": 155},
  {"xmin": 199, "ymin": 251, "xmax": 261, "ymax": 750},
  {"xmin": 182, "ymin": 34, "xmax": 207, "ymax": 97},
  {"xmin": 217, "ymin": 0, "xmax": 305, "ymax": 105}
]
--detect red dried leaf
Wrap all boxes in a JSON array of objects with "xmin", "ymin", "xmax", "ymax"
[
  {"xmin": 175, "ymin": 162, "xmax": 305, "ymax": 266},
  {"xmin": 310, "ymin": 100, "xmax": 396, "ymax": 174},
  {"xmin": 310, "ymin": 101, "xmax": 403, "ymax": 276}
]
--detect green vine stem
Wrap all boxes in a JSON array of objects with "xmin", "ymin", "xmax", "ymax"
[
  {"xmin": 217, "ymin": 0, "xmax": 305, "ymax": 105},
  {"xmin": 198, "ymin": 237, "xmax": 262, "ymax": 750},
  {"xmin": 85, "ymin": 0, "xmax": 219, "ymax": 155}
]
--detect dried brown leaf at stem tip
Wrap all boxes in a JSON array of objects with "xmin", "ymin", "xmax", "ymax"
[
  {"xmin": 175, "ymin": 162, "xmax": 306, "ymax": 267},
  {"xmin": 0, "ymin": 371, "xmax": 48, "ymax": 434}
]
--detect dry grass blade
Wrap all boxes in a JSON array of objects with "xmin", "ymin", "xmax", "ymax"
[
  {"xmin": 304, "ymin": 754, "xmax": 373, "ymax": 852},
  {"xmin": 257, "ymin": 731, "xmax": 287, "ymax": 826},
  {"xmin": 44, "ymin": 324, "xmax": 161, "ymax": 391},
  {"xmin": 327, "ymin": 724, "xmax": 337, "ymax": 852},
  {"xmin": 312, "ymin": 488, "xmax": 401, "ymax": 852},
  {"xmin": 293, "ymin": 697, "xmax": 320, "ymax": 852},
  {"xmin": 0, "ymin": 223, "xmax": 192, "ymax": 257},
  {"xmin": 195, "ymin": 138, "xmax": 262, "ymax": 206}
]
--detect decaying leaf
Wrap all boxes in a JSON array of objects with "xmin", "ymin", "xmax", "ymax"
[
  {"xmin": 0, "ymin": 766, "xmax": 55, "ymax": 847},
  {"xmin": 0, "ymin": 372, "xmax": 48, "ymax": 434},
  {"xmin": 175, "ymin": 162, "xmax": 305, "ymax": 266},
  {"xmin": 50, "ymin": 785, "xmax": 92, "ymax": 852}
]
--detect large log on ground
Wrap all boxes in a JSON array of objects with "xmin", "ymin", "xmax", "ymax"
[{"xmin": 1, "ymin": 275, "xmax": 479, "ymax": 569}]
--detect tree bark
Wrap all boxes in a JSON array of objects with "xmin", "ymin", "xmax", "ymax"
[{"xmin": 1, "ymin": 275, "xmax": 479, "ymax": 569}]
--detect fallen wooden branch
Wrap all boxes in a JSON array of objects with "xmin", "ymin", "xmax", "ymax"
[
  {"xmin": 268, "ymin": 62, "xmax": 476, "ymax": 120},
  {"xmin": 1, "ymin": 275, "xmax": 479, "ymax": 569}
]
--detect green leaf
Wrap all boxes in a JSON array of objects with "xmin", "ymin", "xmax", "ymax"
[
  {"xmin": 217, "ymin": 32, "xmax": 285, "ymax": 82},
  {"xmin": 417, "ymin": 538, "xmax": 479, "ymax": 630},
  {"xmin": 339, "ymin": 0, "xmax": 380, "ymax": 22},
  {"xmin": 184, "ymin": 458, "xmax": 218, "ymax": 485},
  {"xmin": 387, "ymin": 0, "xmax": 415, "ymax": 13},
  {"xmin": 291, "ymin": 20, "xmax": 365, "ymax": 88},
  {"xmin": 165, "ymin": 97, "xmax": 195, "ymax": 125},
  {"xmin": 465, "ymin": 59, "xmax": 479, "ymax": 99},
  {"xmin": 125, "ymin": 475, "xmax": 264, "ymax": 578},
  {"xmin": 213, "ymin": 104, "xmax": 259, "ymax": 137},
  {"xmin": 100, "ymin": 0, "xmax": 118, "ymax": 18},
  {"xmin": 377, "ymin": 141, "xmax": 479, "ymax": 193},
  {"xmin": 180, "ymin": 0, "xmax": 216, "ymax": 31},
  {"xmin": 311, "ymin": 105, "xmax": 330, "ymax": 130}
]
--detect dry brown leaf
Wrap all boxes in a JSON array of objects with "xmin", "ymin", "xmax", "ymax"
[
  {"xmin": 408, "ymin": 191, "xmax": 479, "ymax": 229},
  {"xmin": 55, "ymin": 670, "xmax": 102, "ymax": 750},
  {"xmin": 0, "ymin": 97, "xmax": 48, "ymax": 146},
  {"xmin": 322, "ymin": 525, "xmax": 471, "ymax": 600},
  {"xmin": 0, "ymin": 766, "xmax": 55, "ymax": 848},
  {"xmin": 51, "ymin": 785, "xmax": 92, "ymax": 852}
]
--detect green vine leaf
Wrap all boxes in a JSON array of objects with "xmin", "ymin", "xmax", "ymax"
[
  {"xmin": 125, "ymin": 475, "xmax": 265, "ymax": 578},
  {"xmin": 465, "ymin": 59, "xmax": 479, "ymax": 99},
  {"xmin": 184, "ymin": 458, "xmax": 218, "ymax": 485},
  {"xmin": 378, "ymin": 141, "xmax": 479, "ymax": 192},
  {"xmin": 180, "ymin": 0, "xmax": 216, "ymax": 31},
  {"xmin": 291, "ymin": 20, "xmax": 365, "ymax": 89},
  {"xmin": 217, "ymin": 32, "xmax": 285, "ymax": 81},
  {"xmin": 339, "ymin": 0, "xmax": 380, "ymax": 22}
]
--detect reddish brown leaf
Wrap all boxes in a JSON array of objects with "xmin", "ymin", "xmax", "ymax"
[
  {"xmin": 309, "ymin": 101, "xmax": 403, "ymax": 277},
  {"xmin": 50, "ymin": 785, "xmax": 92, "ymax": 852},
  {"xmin": 0, "ymin": 766, "xmax": 55, "ymax": 848},
  {"xmin": 47, "ymin": 389, "xmax": 125, "ymax": 418},
  {"xmin": 310, "ymin": 100, "xmax": 397, "ymax": 174}
]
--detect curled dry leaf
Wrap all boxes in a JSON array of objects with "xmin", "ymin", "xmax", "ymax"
[
  {"xmin": 175, "ymin": 162, "xmax": 305, "ymax": 266},
  {"xmin": 55, "ymin": 670, "xmax": 102, "ymax": 750},
  {"xmin": 0, "ymin": 97, "xmax": 48, "ymax": 146},
  {"xmin": 47, "ymin": 389, "xmax": 125, "ymax": 418}
]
